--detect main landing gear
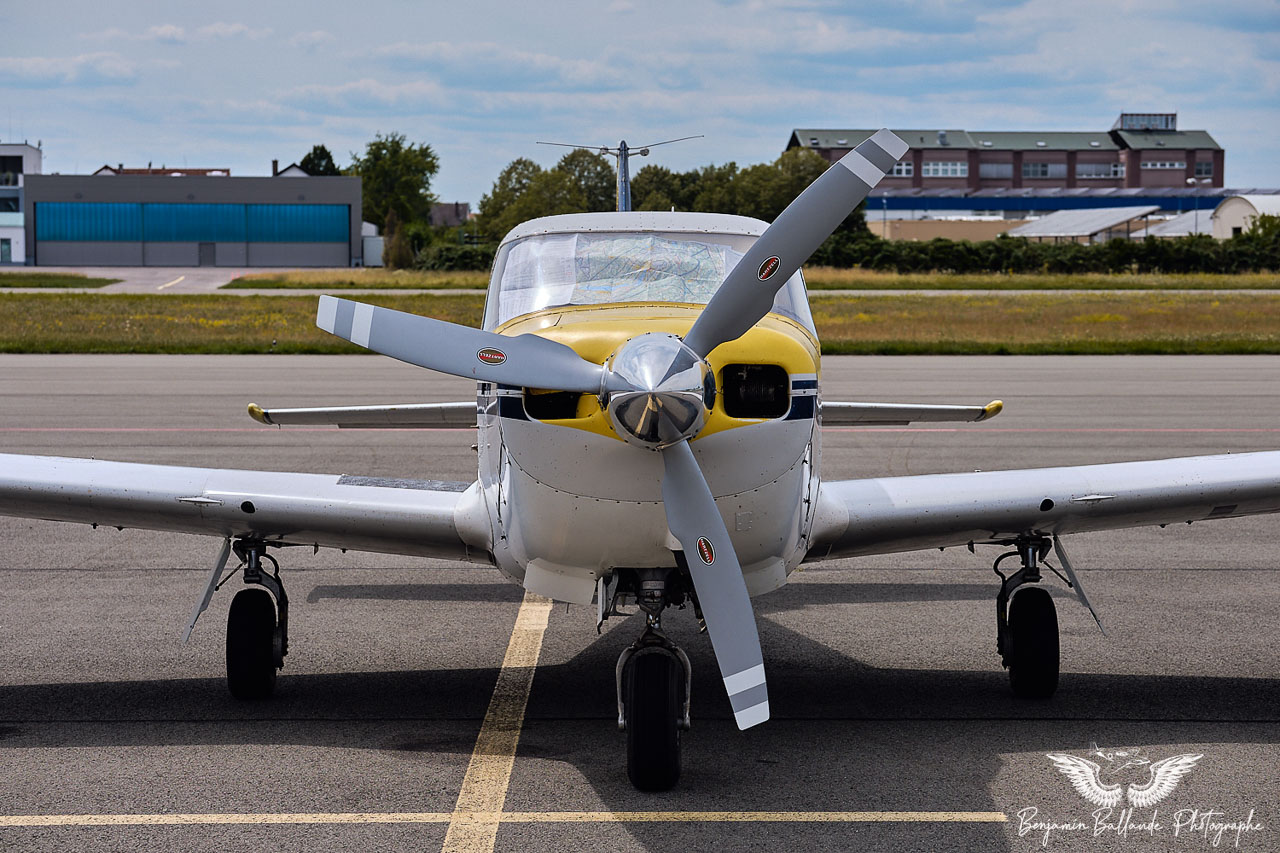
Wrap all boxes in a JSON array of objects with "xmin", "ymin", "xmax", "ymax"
[
  {"xmin": 225, "ymin": 540, "xmax": 289, "ymax": 700},
  {"xmin": 992, "ymin": 537, "xmax": 1060, "ymax": 699},
  {"xmin": 605, "ymin": 567, "xmax": 693, "ymax": 791}
]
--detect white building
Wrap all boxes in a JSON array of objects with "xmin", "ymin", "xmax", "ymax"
[
  {"xmin": 0, "ymin": 142, "xmax": 41, "ymax": 264},
  {"xmin": 1212, "ymin": 195, "xmax": 1280, "ymax": 240}
]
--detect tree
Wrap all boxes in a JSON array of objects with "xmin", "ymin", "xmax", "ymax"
[
  {"xmin": 299, "ymin": 144, "xmax": 340, "ymax": 177},
  {"xmin": 381, "ymin": 207, "xmax": 413, "ymax": 269},
  {"xmin": 556, "ymin": 149, "xmax": 616, "ymax": 212},
  {"xmin": 349, "ymin": 132, "xmax": 440, "ymax": 231},
  {"xmin": 476, "ymin": 158, "xmax": 544, "ymax": 241}
]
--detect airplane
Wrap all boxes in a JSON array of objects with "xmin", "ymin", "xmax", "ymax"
[{"xmin": 3, "ymin": 128, "xmax": 1280, "ymax": 792}]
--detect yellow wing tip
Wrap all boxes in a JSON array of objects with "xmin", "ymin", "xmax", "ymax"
[
  {"xmin": 979, "ymin": 400, "xmax": 1004, "ymax": 421},
  {"xmin": 247, "ymin": 403, "xmax": 271, "ymax": 425}
]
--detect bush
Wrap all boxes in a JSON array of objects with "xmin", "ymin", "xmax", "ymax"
[{"xmin": 415, "ymin": 243, "xmax": 497, "ymax": 271}]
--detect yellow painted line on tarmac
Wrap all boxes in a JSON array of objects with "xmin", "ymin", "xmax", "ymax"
[
  {"xmin": 157, "ymin": 275, "xmax": 185, "ymax": 290},
  {"xmin": 441, "ymin": 591, "xmax": 554, "ymax": 853},
  {"xmin": 0, "ymin": 810, "xmax": 1007, "ymax": 828}
]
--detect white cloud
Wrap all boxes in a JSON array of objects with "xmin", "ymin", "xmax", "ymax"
[
  {"xmin": 289, "ymin": 30, "xmax": 336, "ymax": 50},
  {"xmin": 196, "ymin": 22, "xmax": 273, "ymax": 40},
  {"xmin": 0, "ymin": 52, "xmax": 137, "ymax": 86},
  {"xmin": 141, "ymin": 24, "xmax": 186, "ymax": 43}
]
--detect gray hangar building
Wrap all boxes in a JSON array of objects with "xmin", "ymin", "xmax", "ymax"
[{"xmin": 23, "ymin": 174, "xmax": 362, "ymax": 267}]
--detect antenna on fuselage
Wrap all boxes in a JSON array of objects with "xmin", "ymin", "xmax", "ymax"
[{"xmin": 536, "ymin": 135, "xmax": 703, "ymax": 212}]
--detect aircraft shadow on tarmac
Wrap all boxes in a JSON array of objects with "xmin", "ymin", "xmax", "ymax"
[{"xmin": 2, "ymin": 579, "xmax": 1276, "ymax": 850}]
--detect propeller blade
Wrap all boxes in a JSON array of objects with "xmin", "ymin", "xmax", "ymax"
[
  {"xmin": 316, "ymin": 296, "xmax": 606, "ymax": 393},
  {"xmin": 683, "ymin": 129, "xmax": 909, "ymax": 357},
  {"xmin": 659, "ymin": 439, "xmax": 769, "ymax": 730}
]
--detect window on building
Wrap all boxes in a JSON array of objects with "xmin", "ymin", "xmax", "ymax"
[
  {"xmin": 1022, "ymin": 162, "xmax": 1067, "ymax": 179},
  {"xmin": 1194, "ymin": 161, "xmax": 1213, "ymax": 177},
  {"xmin": 921, "ymin": 161, "xmax": 967, "ymax": 178},
  {"xmin": 0, "ymin": 156, "xmax": 21, "ymax": 187},
  {"xmin": 1140, "ymin": 161, "xmax": 1186, "ymax": 170},
  {"xmin": 0, "ymin": 238, "xmax": 10, "ymax": 264},
  {"xmin": 890, "ymin": 161, "xmax": 913, "ymax": 177},
  {"xmin": 979, "ymin": 163, "xmax": 1013, "ymax": 179},
  {"xmin": 1075, "ymin": 162, "xmax": 1126, "ymax": 179}
]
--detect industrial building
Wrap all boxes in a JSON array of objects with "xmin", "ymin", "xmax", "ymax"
[
  {"xmin": 789, "ymin": 113, "xmax": 1247, "ymax": 218},
  {"xmin": 1212, "ymin": 195, "xmax": 1280, "ymax": 240},
  {"xmin": 24, "ymin": 172, "xmax": 362, "ymax": 267}
]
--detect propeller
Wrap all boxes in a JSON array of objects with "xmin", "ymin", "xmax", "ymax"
[{"xmin": 317, "ymin": 129, "xmax": 909, "ymax": 729}]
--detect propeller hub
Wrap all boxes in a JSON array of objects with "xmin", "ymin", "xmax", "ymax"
[{"xmin": 605, "ymin": 333, "xmax": 712, "ymax": 450}]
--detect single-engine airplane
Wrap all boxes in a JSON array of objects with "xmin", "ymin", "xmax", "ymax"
[{"xmin": 3, "ymin": 129, "xmax": 1280, "ymax": 791}]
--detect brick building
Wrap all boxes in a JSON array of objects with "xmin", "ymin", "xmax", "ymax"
[{"xmin": 788, "ymin": 113, "xmax": 1222, "ymax": 192}]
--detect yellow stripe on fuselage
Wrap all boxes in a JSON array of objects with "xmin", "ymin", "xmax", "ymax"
[{"xmin": 495, "ymin": 303, "xmax": 820, "ymax": 441}]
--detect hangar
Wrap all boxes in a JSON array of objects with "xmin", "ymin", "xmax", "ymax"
[
  {"xmin": 23, "ymin": 173, "xmax": 362, "ymax": 267},
  {"xmin": 1212, "ymin": 194, "xmax": 1280, "ymax": 240}
]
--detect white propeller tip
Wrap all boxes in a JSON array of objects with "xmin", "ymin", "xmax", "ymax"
[
  {"xmin": 870, "ymin": 128, "xmax": 910, "ymax": 160},
  {"xmin": 734, "ymin": 700, "xmax": 770, "ymax": 730}
]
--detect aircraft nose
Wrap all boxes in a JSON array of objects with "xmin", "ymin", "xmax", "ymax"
[{"xmin": 605, "ymin": 333, "xmax": 710, "ymax": 449}]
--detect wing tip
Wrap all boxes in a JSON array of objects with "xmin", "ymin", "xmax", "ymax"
[
  {"xmin": 246, "ymin": 403, "xmax": 272, "ymax": 425},
  {"xmin": 977, "ymin": 400, "xmax": 1004, "ymax": 421}
]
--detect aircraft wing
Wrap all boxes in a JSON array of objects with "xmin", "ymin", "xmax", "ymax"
[
  {"xmin": 0, "ymin": 453, "xmax": 490, "ymax": 561},
  {"xmin": 821, "ymin": 400, "xmax": 1003, "ymax": 426},
  {"xmin": 807, "ymin": 451, "xmax": 1280, "ymax": 560},
  {"xmin": 247, "ymin": 401, "xmax": 476, "ymax": 429}
]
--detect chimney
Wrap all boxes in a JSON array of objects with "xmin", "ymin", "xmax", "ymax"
[{"xmin": 272, "ymin": 159, "xmax": 279, "ymax": 176}]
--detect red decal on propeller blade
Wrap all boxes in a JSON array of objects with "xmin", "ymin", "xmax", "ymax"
[
  {"xmin": 476, "ymin": 347, "xmax": 507, "ymax": 366},
  {"xmin": 696, "ymin": 537, "xmax": 715, "ymax": 565},
  {"xmin": 758, "ymin": 256, "xmax": 780, "ymax": 281}
]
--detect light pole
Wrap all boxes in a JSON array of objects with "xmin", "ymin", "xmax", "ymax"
[{"xmin": 1186, "ymin": 177, "xmax": 1212, "ymax": 234}]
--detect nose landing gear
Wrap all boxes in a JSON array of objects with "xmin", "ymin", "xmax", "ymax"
[{"xmin": 607, "ymin": 567, "xmax": 693, "ymax": 791}]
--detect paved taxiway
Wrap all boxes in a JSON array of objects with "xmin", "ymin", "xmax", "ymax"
[{"xmin": 0, "ymin": 354, "xmax": 1276, "ymax": 852}]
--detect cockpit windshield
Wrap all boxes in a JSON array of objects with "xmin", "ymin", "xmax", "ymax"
[{"xmin": 483, "ymin": 230, "xmax": 815, "ymax": 333}]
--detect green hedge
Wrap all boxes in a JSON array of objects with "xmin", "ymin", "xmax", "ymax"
[{"xmin": 410, "ymin": 221, "xmax": 1280, "ymax": 275}]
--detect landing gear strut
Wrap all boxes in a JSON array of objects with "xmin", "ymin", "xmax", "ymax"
[
  {"xmin": 993, "ymin": 537, "xmax": 1059, "ymax": 699},
  {"xmin": 609, "ymin": 568, "xmax": 693, "ymax": 791},
  {"xmin": 225, "ymin": 541, "xmax": 289, "ymax": 700}
]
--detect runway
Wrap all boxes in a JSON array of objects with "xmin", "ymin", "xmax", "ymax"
[{"xmin": 0, "ymin": 354, "xmax": 1276, "ymax": 852}]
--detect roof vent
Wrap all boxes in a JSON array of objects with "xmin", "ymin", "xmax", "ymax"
[
  {"xmin": 1036, "ymin": 141, "xmax": 1047, "ymax": 147},
  {"xmin": 938, "ymin": 130, "xmax": 948, "ymax": 146},
  {"xmin": 981, "ymin": 140, "xmax": 993, "ymax": 147},
  {"xmin": 1156, "ymin": 140, "xmax": 1166, "ymax": 146},
  {"xmin": 809, "ymin": 137, "xmax": 819, "ymax": 145},
  {"xmin": 836, "ymin": 138, "xmax": 847, "ymax": 145},
  {"xmin": 1089, "ymin": 141, "xmax": 1101, "ymax": 147}
]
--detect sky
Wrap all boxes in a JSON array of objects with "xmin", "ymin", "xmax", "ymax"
[{"xmin": 3, "ymin": 0, "xmax": 1278, "ymax": 203}]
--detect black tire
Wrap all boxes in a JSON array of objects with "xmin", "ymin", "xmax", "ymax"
[
  {"xmin": 625, "ymin": 650, "xmax": 682, "ymax": 791},
  {"xmin": 1007, "ymin": 586, "xmax": 1059, "ymax": 699},
  {"xmin": 227, "ymin": 588, "xmax": 278, "ymax": 700}
]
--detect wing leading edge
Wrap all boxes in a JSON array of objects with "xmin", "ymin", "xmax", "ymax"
[
  {"xmin": 808, "ymin": 451, "xmax": 1280, "ymax": 560},
  {"xmin": 0, "ymin": 453, "xmax": 491, "ymax": 561}
]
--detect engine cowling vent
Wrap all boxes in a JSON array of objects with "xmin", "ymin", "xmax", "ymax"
[{"xmin": 721, "ymin": 364, "xmax": 789, "ymax": 419}]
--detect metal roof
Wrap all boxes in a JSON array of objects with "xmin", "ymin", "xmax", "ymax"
[
  {"xmin": 1007, "ymin": 206, "xmax": 1160, "ymax": 238},
  {"xmin": 1130, "ymin": 210, "xmax": 1214, "ymax": 238},
  {"xmin": 501, "ymin": 211, "xmax": 770, "ymax": 245},
  {"xmin": 1111, "ymin": 129, "xmax": 1221, "ymax": 150},
  {"xmin": 790, "ymin": 129, "xmax": 972, "ymax": 150},
  {"xmin": 1219, "ymin": 195, "xmax": 1280, "ymax": 216},
  {"xmin": 966, "ymin": 131, "xmax": 1119, "ymax": 151}
]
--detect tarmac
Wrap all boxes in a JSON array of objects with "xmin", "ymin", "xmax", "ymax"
[{"xmin": 0, "ymin": 354, "xmax": 1276, "ymax": 852}]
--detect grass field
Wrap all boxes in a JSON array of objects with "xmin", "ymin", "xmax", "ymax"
[
  {"xmin": 224, "ymin": 269, "xmax": 488, "ymax": 289},
  {"xmin": 0, "ymin": 272, "xmax": 120, "ymax": 288},
  {"xmin": 4, "ymin": 291, "xmax": 1280, "ymax": 355},
  {"xmin": 224, "ymin": 267, "xmax": 1280, "ymax": 292}
]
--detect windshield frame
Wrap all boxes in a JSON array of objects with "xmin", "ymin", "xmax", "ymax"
[{"xmin": 482, "ymin": 229, "xmax": 815, "ymax": 334}]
